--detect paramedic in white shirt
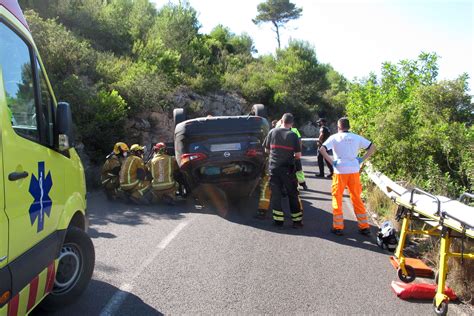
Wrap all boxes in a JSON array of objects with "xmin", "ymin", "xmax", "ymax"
[{"xmin": 319, "ymin": 117, "xmax": 376, "ymax": 236}]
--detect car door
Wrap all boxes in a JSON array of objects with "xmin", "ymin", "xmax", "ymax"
[{"xmin": 0, "ymin": 19, "xmax": 65, "ymax": 297}]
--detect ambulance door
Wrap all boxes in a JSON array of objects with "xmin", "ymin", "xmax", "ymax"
[
  {"xmin": 0, "ymin": 122, "xmax": 9, "ymax": 308},
  {"xmin": 0, "ymin": 20, "xmax": 65, "ymax": 294}
]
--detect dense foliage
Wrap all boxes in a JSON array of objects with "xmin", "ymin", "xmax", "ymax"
[
  {"xmin": 19, "ymin": 0, "xmax": 345, "ymax": 160},
  {"xmin": 17, "ymin": 1, "xmax": 472, "ymax": 198},
  {"xmin": 347, "ymin": 53, "xmax": 473, "ymax": 197}
]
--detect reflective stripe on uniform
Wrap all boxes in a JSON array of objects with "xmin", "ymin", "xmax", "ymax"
[
  {"xmin": 152, "ymin": 182, "xmax": 174, "ymax": 190},
  {"xmin": 127, "ymin": 157, "xmax": 135, "ymax": 184},
  {"xmin": 121, "ymin": 179, "xmax": 139, "ymax": 190},
  {"xmin": 273, "ymin": 209, "xmax": 284, "ymax": 221}
]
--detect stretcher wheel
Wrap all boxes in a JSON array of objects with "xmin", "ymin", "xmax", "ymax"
[
  {"xmin": 433, "ymin": 298, "xmax": 448, "ymax": 316},
  {"xmin": 397, "ymin": 265, "xmax": 416, "ymax": 283}
]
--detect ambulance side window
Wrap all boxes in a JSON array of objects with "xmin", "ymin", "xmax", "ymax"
[
  {"xmin": 0, "ymin": 22, "xmax": 39, "ymax": 142},
  {"xmin": 37, "ymin": 60, "xmax": 55, "ymax": 147}
]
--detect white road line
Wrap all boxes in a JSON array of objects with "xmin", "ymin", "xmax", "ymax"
[{"xmin": 99, "ymin": 221, "xmax": 190, "ymax": 316}]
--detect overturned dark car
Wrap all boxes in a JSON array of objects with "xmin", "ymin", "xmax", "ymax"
[{"xmin": 173, "ymin": 105, "xmax": 269, "ymax": 199}]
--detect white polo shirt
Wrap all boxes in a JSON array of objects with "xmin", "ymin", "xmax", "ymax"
[{"xmin": 323, "ymin": 132, "xmax": 372, "ymax": 174}]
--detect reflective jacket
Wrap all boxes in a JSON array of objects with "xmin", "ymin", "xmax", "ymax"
[
  {"xmin": 120, "ymin": 155, "xmax": 147, "ymax": 190},
  {"xmin": 101, "ymin": 154, "xmax": 121, "ymax": 185},
  {"xmin": 146, "ymin": 153, "xmax": 178, "ymax": 191}
]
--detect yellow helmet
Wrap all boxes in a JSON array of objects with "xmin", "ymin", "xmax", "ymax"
[
  {"xmin": 113, "ymin": 142, "xmax": 129, "ymax": 154},
  {"xmin": 130, "ymin": 144, "xmax": 144, "ymax": 152}
]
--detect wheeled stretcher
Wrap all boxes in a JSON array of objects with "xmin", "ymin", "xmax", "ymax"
[{"xmin": 392, "ymin": 189, "xmax": 473, "ymax": 315}]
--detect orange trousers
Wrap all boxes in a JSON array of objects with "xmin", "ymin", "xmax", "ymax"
[{"xmin": 331, "ymin": 173, "xmax": 369, "ymax": 230}]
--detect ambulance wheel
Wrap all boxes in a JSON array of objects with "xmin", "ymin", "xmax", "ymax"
[
  {"xmin": 252, "ymin": 104, "xmax": 267, "ymax": 118},
  {"xmin": 40, "ymin": 227, "xmax": 95, "ymax": 310},
  {"xmin": 173, "ymin": 108, "xmax": 186, "ymax": 126},
  {"xmin": 397, "ymin": 265, "xmax": 416, "ymax": 283},
  {"xmin": 433, "ymin": 298, "xmax": 448, "ymax": 316}
]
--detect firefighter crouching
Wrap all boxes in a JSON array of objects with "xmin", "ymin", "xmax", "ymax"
[
  {"xmin": 101, "ymin": 142, "xmax": 129, "ymax": 200},
  {"xmin": 119, "ymin": 144, "xmax": 151, "ymax": 204},
  {"xmin": 146, "ymin": 142, "xmax": 179, "ymax": 205}
]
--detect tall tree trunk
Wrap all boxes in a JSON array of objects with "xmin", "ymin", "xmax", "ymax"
[{"xmin": 273, "ymin": 21, "xmax": 281, "ymax": 49}]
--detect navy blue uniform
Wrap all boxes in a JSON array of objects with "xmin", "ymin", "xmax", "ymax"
[{"xmin": 263, "ymin": 128, "xmax": 303, "ymax": 225}]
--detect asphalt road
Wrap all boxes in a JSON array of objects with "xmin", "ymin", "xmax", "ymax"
[{"xmin": 33, "ymin": 157, "xmax": 453, "ymax": 315}]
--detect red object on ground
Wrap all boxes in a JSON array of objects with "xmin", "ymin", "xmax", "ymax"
[
  {"xmin": 390, "ymin": 256, "xmax": 434, "ymax": 278},
  {"xmin": 391, "ymin": 281, "xmax": 457, "ymax": 300}
]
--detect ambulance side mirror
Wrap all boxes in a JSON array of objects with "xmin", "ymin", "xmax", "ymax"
[{"xmin": 56, "ymin": 102, "xmax": 75, "ymax": 151}]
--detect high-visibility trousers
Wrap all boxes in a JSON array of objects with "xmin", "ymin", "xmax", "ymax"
[
  {"xmin": 260, "ymin": 173, "xmax": 303, "ymax": 214},
  {"xmin": 331, "ymin": 173, "xmax": 369, "ymax": 230},
  {"xmin": 270, "ymin": 168, "xmax": 303, "ymax": 223},
  {"xmin": 123, "ymin": 180, "xmax": 151, "ymax": 202},
  {"xmin": 258, "ymin": 173, "xmax": 271, "ymax": 211},
  {"xmin": 151, "ymin": 185, "xmax": 177, "ymax": 203},
  {"xmin": 296, "ymin": 170, "xmax": 306, "ymax": 184},
  {"xmin": 294, "ymin": 159, "xmax": 305, "ymax": 184}
]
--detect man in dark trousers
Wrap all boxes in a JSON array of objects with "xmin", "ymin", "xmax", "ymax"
[
  {"xmin": 263, "ymin": 113, "xmax": 303, "ymax": 228},
  {"xmin": 316, "ymin": 118, "xmax": 333, "ymax": 178}
]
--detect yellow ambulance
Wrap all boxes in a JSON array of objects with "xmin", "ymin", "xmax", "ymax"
[{"xmin": 0, "ymin": 1, "xmax": 95, "ymax": 314}]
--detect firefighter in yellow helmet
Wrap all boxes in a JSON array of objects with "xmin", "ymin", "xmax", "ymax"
[
  {"xmin": 146, "ymin": 142, "xmax": 179, "ymax": 205},
  {"xmin": 119, "ymin": 144, "xmax": 151, "ymax": 204},
  {"xmin": 101, "ymin": 142, "xmax": 129, "ymax": 200}
]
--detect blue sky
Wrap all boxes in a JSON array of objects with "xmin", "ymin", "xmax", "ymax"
[{"xmin": 151, "ymin": 0, "xmax": 474, "ymax": 93}]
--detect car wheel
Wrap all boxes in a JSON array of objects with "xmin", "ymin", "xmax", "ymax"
[
  {"xmin": 252, "ymin": 104, "xmax": 267, "ymax": 118},
  {"xmin": 173, "ymin": 108, "xmax": 186, "ymax": 126},
  {"xmin": 39, "ymin": 227, "xmax": 95, "ymax": 311}
]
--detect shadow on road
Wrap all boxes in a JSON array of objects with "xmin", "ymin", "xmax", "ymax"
[
  {"xmin": 31, "ymin": 279, "xmax": 162, "ymax": 316},
  {"xmin": 220, "ymin": 196, "xmax": 386, "ymax": 255},
  {"xmin": 86, "ymin": 183, "xmax": 385, "ymax": 256}
]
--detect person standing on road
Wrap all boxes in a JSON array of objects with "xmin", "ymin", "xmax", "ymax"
[
  {"xmin": 290, "ymin": 126, "xmax": 309, "ymax": 191},
  {"xmin": 257, "ymin": 119, "xmax": 278, "ymax": 219},
  {"xmin": 263, "ymin": 113, "xmax": 304, "ymax": 228},
  {"xmin": 316, "ymin": 118, "xmax": 333, "ymax": 178},
  {"xmin": 319, "ymin": 117, "xmax": 376, "ymax": 236}
]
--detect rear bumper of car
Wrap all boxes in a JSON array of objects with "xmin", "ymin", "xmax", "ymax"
[{"xmin": 180, "ymin": 157, "xmax": 264, "ymax": 198}]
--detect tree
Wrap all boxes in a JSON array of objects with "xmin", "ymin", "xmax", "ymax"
[
  {"xmin": 253, "ymin": 0, "xmax": 302, "ymax": 49},
  {"xmin": 346, "ymin": 53, "xmax": 473, "ymax": 197}
]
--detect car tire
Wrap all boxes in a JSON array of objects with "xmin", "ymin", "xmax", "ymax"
[
  {"xmin": 39, "ymin": 227, "xmax": 95, "ymax": 311},
  {"xmin": 173, "ymin": 108, "xmax": 186, "ymax": 126},
  {"xmin": 252, "ymin": 104, "xmax": 267, "ymax": 118}
]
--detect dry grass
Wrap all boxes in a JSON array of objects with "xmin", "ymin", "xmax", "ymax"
[
  {"xmin": 365, "ymin": 183, "xmax": 398, "ymax": 223},
  {"xmin": 364, "ymin": 185, "xmax": 474, "ymax": 305}
]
